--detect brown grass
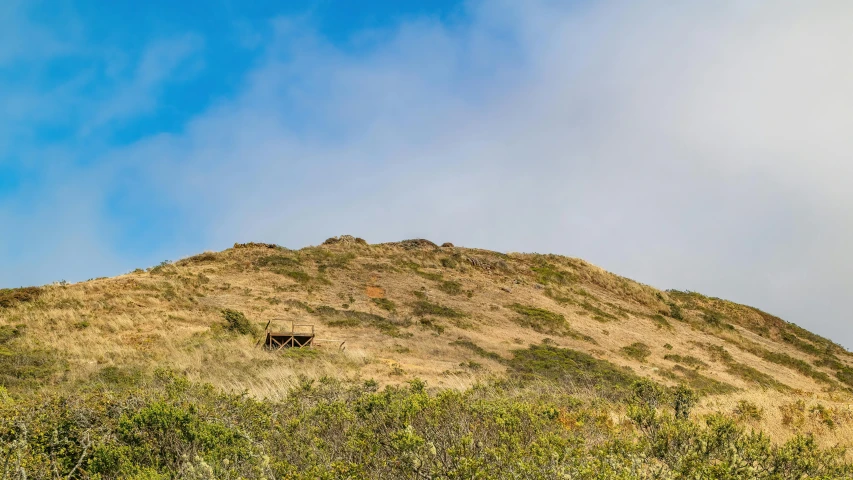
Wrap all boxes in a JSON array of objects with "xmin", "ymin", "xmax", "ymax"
[{"xmin": 1, "ymin": 240, "xmax": 850, "ymax": 450}]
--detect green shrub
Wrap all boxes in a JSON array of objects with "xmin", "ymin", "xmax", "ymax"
[
  {"xmin": 621, "ymin": 342, "xmax": 651, "ymax": 362},
  {"xmin": 531, "ymin": 262, "xmax": 575, "ymax": 285},
  {"xmin": 221, "ymin": 309, "xmax": 257, "ymax": 335},
  {"xmin": 317, "ymin": 306, "xmax": 411, "ymax": 336},
  {"xmin": 733, "ymin": 399, "xmax": 764, "ymax": 421},
  {"xmin": 440, "ymin": 257, "xmax": 458, "ymax": 269},
  {"xmin": 371, "ymin": 297, "xmax": 396, "ymax": 312},
  {"xmin": 1, "ymin": 371, "xmax": 851, "ymax": 478},
  {"xmin": 672, "ymin": 384, "xmax": 698, "ymax": 419},
  {"xmin": 411, "ymin": 300, "xmax": 465, "ymax": 318},
  {"xmin": 449, "ymin": 338, "xmax": 502, "ymax": 362},
  {"xmin": 508, "ymin": 303, "xmax": 566, "ymax": 334},
  {"xmin": 281, "ymin": 269, "xmax": 311, "ymax": 283},
  {"xmin": 669, "ymin": 303, "xmax": 684, "ymax": 320},
  {"xmin": 579, "ymin": 302, "xmax": 617, "ymax": 322},
  {"xmin": 669, "ymin": 365, "xmax": 738, "ymax": 395},
  {"xmin": 437, "ymin": 280, "xmax": 462, "ymax": 295},
  {"xmin": 419, "ymin": 318, "xmax": 445, "ymax": 335},
  {"xmin": 508, "ymin": 344, "xmax": 640, "ymax": 399},
  {"xmin": 698, "ymin": 340, "xmax": 786, "ymax": 390},
  {"xmin": 649, "ymin": 314, "xmax": 672, "ymax": 330},
  {"xmin": 753, "ymin": 348, "xmax": 835, "ymax": 385},
  {"xmin": 664, "ymin": 354, "xmax": 709, "ymax": 369},
  {"xmin": 726, "ymin": 362, "xmax": 787, "ymax": 390}
]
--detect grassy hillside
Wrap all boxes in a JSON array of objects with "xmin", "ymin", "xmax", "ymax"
[{"xmin": 2, "ymin": 236, "xmax": 853, "ymax": 478}]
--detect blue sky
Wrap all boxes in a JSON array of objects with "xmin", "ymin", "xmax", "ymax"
[
  {"xmin": 1, "ymin": 0, "xmax": 470, "ymax": 272},
  {"xmin": 3, "ymin": 1, "xmax": 853, "ymax": 348}
]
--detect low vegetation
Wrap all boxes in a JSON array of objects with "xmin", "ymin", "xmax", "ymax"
[
  {"xmin": 621, "ymin": 342, "xmax": 652, "ymax": 362},
  {"xmin": 0, "ymin": 286, "xmax": 43, "ymax": 308},
  {"xmin": 664, "ymin": 354, "xmax": 709, "ymax": 369},
  {"xmin": 221, "ymin": 309, "xmax": 257, "ymax": 335},
  {"xmin": 508, "ymin": 344, "xmax": 640, "ymax": 399},
  {"xmin": 1, "ymin": 371, "xmax": 849, "ymax": 479},
  {"xmin": 316, "ymin": 306, "xmax": 411, "ymax": 337},
  {"xmin": 508, "ymin": 303, "xmax": 567, "ymax": 334},
  {"xmin": 1, "ymin": 239, "xmax": 852, "ymax": 477},
  {"xmin": 411, "ymin": 300, "xmax": 465, "ymax": 319}
]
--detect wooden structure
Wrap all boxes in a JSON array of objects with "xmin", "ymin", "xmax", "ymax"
[{"xmin": 260, "ymin": 321, "xmax": 315, "ymax": 350}]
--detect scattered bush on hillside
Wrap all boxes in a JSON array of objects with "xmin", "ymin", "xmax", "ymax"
[
  {"xmin": 531, "ymin": 262, "xmax": 575, "ymax": 286},
  {"xmin": 411, "ymin": 300, "xmax": 465, "ymax": 319},
  {"xmin": 672, "ymin": 384, "xmax": 698, "ymax": 419},
  {"xmin": 449, "ymin": 338, "xmax": 503, "ymax": 362},
  {"xmin": 544, "ymin": 287, "xmax": 576, "ymax": 305},
  {"xmin": 781, "ymin": 400, "xmax": 807, "ymax": 428},
  {"xmin": 437, "ymin": 280, "xmax": 462, "ymax": 295},
  {"xmin": 665, "ymin": 365, "xmax": 739, "ymax": 396},
  {"xmin": 664, "ymin": 354, "xmax": 709, "ymax": 369},
  {"xmin": 317, "ymin": 306, "xmax": 411, "ymax": 337},
  {"xmin": 508, "ymin": 303, "xmax": 566, "ymax": 334},
  {"xmin": 221, "ymin": 309, "xmax": 257, "ymax": 335},
  {"xmin": 747, "ymin": 345, "xmax": 835, "ymax": 386},
  {"xmin": 649, "ymin": 314, "xmax": 673, "ymax": 330},
  {"xmin": 668, "ymin": 302, "xmax": 684, "ymax": 320},
  {"xmin": 727, "ymin": 362, "xmax": 788, "ymax": 391},
  {"xmin": 733, "ymin": 399, "xmax": 764, "ymax": 421},
  {"xmin": 621, "ymin": 342, "xmax": 652, "ymax": 362},
  {"xmin": 0, "ymin": 286, "xmax": 43, "ymax": 308},
  {"xmin": 371, "ymin": 297, "xmax": 396, "ymax": 312},
  {"xmin": 579, "ymin": 301, "xmax": 618, "ymax": 322}
]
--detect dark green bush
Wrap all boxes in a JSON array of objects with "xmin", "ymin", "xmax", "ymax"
[
  {"xmin": 221, "ymin": 309, "xmax": 257, "ymax": 335},
  {"xmin": 621, "ymin": 342, "xmax": 651, "ymax": 362},
  {"xmin": 411, "ymin": 300, "xmax": 465, "ymax": 318},
  {"xmin": 371, "ymin": 297, "xmax": 396, "ymax": 312},
  {"xmin": 508, "ymin": 303, "xmax": 567, "ymax": 334}
]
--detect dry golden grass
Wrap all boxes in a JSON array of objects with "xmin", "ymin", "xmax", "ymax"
[{"xmin": 2, "ymin": 236, "xmax": 852, "ymax": 449}]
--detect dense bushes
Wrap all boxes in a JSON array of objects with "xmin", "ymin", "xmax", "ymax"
[{"xmin": 0, "ymin": 371, "xmax": 850, "ymax": 479}]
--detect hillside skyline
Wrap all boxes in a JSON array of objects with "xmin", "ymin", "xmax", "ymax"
[{"xmin": 3, "ymin": 1, "xmax": 853, "ymax": 350}]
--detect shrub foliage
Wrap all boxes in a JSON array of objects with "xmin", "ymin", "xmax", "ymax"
[{"xmin": 0, "ymin": 371, "xmax": 850, "ymax": 479}]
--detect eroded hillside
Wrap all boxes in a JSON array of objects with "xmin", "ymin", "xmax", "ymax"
[{"xmin": 2, "ymin": 235, "xmax": 853, "ymax": 448}]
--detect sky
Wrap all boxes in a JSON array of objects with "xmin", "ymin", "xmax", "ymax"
[{"xmin": 2, "ymin": 1, "xmax": 853, "ymax": 348}]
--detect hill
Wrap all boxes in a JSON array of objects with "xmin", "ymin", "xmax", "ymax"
[{"xmin": 2, "ymin": 236, "xmax": 853, "ymax": 478}]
